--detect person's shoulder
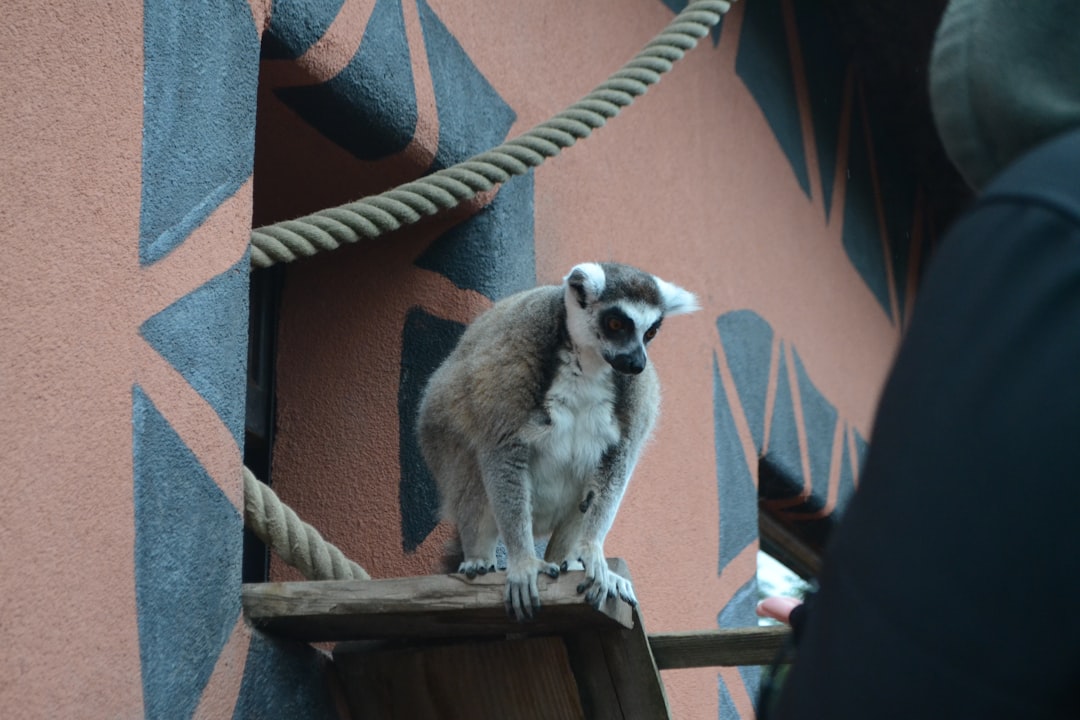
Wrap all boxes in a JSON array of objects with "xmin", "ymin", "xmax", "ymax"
[{"xmin": 981, "ymin": 127, "xmax": 1080, "ymax": 225}]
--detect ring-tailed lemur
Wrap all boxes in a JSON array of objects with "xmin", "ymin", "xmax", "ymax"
[{"xmin": 417, "ymin": 262, "xmax": 698, "ymax": 620}]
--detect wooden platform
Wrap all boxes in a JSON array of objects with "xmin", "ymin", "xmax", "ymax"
[
  {"xmin": 243, "ymin": 560, "xmax": 634, "ymax": 642},
  {"xmin": 242, "ymin": 559, "xmax": 789, "ymax": 719}
]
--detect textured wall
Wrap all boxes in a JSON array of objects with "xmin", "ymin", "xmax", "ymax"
[
  {"xmin": 2, "ymin": 2, "xmax": 147, "ymax": 714},
  {"xmin": 263, "ymin": 1, "xmax": 926, "ymax": 718},
  {"xmin": 2, "ymin": 0, "xmax": 926, "ymax": 719},
  {"xmin": 2, "ymin": 0, "xmax": 342, "ymax": 717}
]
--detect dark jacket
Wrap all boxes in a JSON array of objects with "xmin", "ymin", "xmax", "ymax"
[{"xmin": 773, "ymin": 127, "xmax": 1080, "ymax": 718}]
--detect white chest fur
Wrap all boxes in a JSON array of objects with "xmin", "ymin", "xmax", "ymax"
[{"xmin": 528, "ymin": 353, "xmax": 621, "ymax": 532}]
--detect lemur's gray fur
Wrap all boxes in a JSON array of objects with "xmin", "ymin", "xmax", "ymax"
[{"xmin": 417, "ymin": 262, "xmax": 698, "ymax": 620}]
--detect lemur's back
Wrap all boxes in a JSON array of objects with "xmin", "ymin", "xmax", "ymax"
[{"xmin": 417, "ymin": 284, "xmax": 567, "ymax": 452}]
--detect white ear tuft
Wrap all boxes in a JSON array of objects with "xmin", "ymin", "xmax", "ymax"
[
  {"xmin": 564, "ymin": 263, "xmax": 606, "ymax": 308},
  {"xmin": 655, "ymin": 276, "xmax": 699, "ymax": 316}
]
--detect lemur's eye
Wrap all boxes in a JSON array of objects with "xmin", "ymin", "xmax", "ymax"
[
  {"xmin": 606, "ymin": 316, "xmax": 623, "ymax": 332},
  {"xmin": 644, "ymin": 327, "xmax": 658, "ymax": 342}
]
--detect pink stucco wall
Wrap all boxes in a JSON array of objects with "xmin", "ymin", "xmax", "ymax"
[
  {"xmin": 1, "ymin": 1, "xmax": 259, "ymax": 716},
  {"xmin": 262, "ymin": 2, "xmax": 903, "ymax": 718},
  {"xmin": 3, "ymin": 1, "xmax": 911, "ymax": 718}
]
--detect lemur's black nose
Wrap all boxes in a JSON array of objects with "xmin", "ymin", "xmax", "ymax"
[{"xmin": 609, "ymin": 349, "xmax": 646, "ymax": 374}]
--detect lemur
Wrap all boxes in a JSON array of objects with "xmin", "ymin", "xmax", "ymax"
[{"xmin": 417, "ymin": 262, "xmax": 698, "ymax": 620}]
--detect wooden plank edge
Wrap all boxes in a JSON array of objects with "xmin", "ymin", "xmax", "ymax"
[
  {"xmin": 602, "ymin": 605, "xmax": 672, "ymax": 720},
  {"xmin": 648, "ymin": 627, "xmax": 790, "ymax": 669},
  {"xmin": 242, "ymin": 559, "xmax": 636, "ymax": 641}
]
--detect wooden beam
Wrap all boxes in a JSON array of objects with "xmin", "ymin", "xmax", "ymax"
[
  {"xmin": 243, "ymin": 562, "xmax": 634, "ymax": 643},
  {"xmin": 597, "ymin": 606, "xmax": 672, "ymax": 718},
  {"xmin": 648, "ymin": 627, "xmax": 790, "ymax": 669}
]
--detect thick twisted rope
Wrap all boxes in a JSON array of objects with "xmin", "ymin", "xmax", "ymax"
[
  {"xmin": 250, "ymin": 0, "xmax": 733, "ymax": 268},
  {"xmin": 243, "ymin": 466, "xmax": 371, "ymax": 581}
]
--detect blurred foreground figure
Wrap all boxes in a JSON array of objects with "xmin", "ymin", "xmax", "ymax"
[{"xmin": 768, "ymin": 1, "xmax": 1080, "ymax": 717}]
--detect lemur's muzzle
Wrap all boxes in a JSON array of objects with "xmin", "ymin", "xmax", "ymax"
[{"xmin": 608, "ymin": 348, "xmax": 646, "ymax": 375}]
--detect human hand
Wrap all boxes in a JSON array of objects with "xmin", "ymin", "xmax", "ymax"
[{"xmin": 755, "ymin": 596, "xmax": 803, "ymax": 625}]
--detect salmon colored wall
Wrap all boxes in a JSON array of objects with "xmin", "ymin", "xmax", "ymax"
[
  {"xmin": 2, "ymin": 3, "xmax": 146, "ymax": 715},
  {"xmin": 4, "ymin": 0, "xmax": 340, "ymax": 718},
  {"xmin": 2, "ymin": 0, "xmax": 925, "ymax": 718},
  {"xmin": 261, "ymin": 1, "xmax": 924, "ymax": 718}
]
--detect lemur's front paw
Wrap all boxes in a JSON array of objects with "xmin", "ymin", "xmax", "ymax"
[
  {"xmin": 504, "ymin": 557, "xmax": 561, "ymax": 621},
  {"xmin": 458, "ymin": 557, "xmax": 497, "ymax": 580},
  {"xmin": 571, "ymin": 544, "xmax": 638, "ymax": 609}
]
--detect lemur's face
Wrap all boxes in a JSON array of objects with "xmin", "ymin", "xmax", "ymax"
[
  {"xmin": 594, "ymin": 301, "xmax": 663, "ymax": 374},
  {"xmin": 564, "ymin": 262, "xmax": 699, "ymax": 375}
]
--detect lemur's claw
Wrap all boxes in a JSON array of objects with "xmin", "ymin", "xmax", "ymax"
[
  {"xmin": 504, "ymin": 558, "xmax": 559, "ymax": 621},
  {"xmin": 458, "ymin": 558, "xmax": 496, "ymax": 581}
]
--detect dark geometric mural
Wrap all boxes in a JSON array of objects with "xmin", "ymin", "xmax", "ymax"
[
  {"xmin": 140, "ymin": 0, "xmax": 259, "ymax": 265},
  {"xmin": 416, "ymin": 0, "xmax": 519, "ymax": 171},
  {"xmin": 712, "ymin": 304, "xmax": 873, "ymax": 715},
  {"xmin": 261, "ymin": 0, "xmax": 346, "ymax": 60},
  {"xmin": 717, "ymin": 310, "xmax": 774, "ymax": 452},
  {"xmin": 788, "ymin": 346, "xmax": 839, "ymax": 511},
  {"xmin": 719, "ymin": 577, "xmax": 763, "ymax": 704},
  {"xmin": 396, "ymin": 3, "xmax": 536, "ymax": 552},
  {"xmin": 725, "ymin": 0, "xmax": 928, "ymax": 325},
  {"xmin": 842, "ymin": 87, "xmax": 894, "ymax": 321},
  {"xmin": 790, "ymin": 0, "xmax": 850, "ymax": 221},
  {"xmin": 414, "ymin": 172, "xmax": 537, "ymax": 299},
  {"xmin": 757, "ymin": 342, "xmax": 804, "ymax": 503},
  {"xmin": 411, "ymin": 0, "xmax": 532, "ymax": 300},
  {"xmin": 714, "ymin": 309, "xmax": 869, "ymax": 555},
  {"xmin": 713, "ymin": 351, "xmax": 760, "ymax": 572},
  {"xmin": 259, "ymin": 0, "xmax": 538, "ymax": 559},
  {"xmin": 713, "ymin": 305, "xmax": 872, "ymax": 712},
  {"xmin": 140, "ymin": 259, "xmax": 251, "ymax": 446},
  {"xmin": 96, "ymin": 0, "xmax": 918, "ymax": 717},
  {"xmin": 274, "ymin": 0, "xmax": 418, "ymax": 160},
  {"xmin": 132, "ymin": 388, "xmax": 242, "ymax": 720},
  {"xmin": 135, "ymin": 0, "xmax": 258, "ymax": 715},
  {"xmin": 398, "ymin": 308, "xmax": 467, "ymax": 552},
  {"xmin": 735, "ymin": 0, "xmax": 811, "ymax": 198},
  {"xmin": 232, "ymin": 633, "xmax": 340, "ymax": 720},
  {"xmin": 135, "ymin": 0, "xmax": 352, "ymax": 714}
]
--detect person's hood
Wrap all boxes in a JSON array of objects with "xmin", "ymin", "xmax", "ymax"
[{"xmin": 929, "ymin": 0, "xmax": 1080, "ymax": 191}]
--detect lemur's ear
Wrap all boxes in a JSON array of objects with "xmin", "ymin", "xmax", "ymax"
[
  {"xmin": 564, "ymin": 263, "xmax": 606, "ymax": 309},
  {"xmin": 655, "ymin": 276, "xmax": 700, "ymax": 316}
]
